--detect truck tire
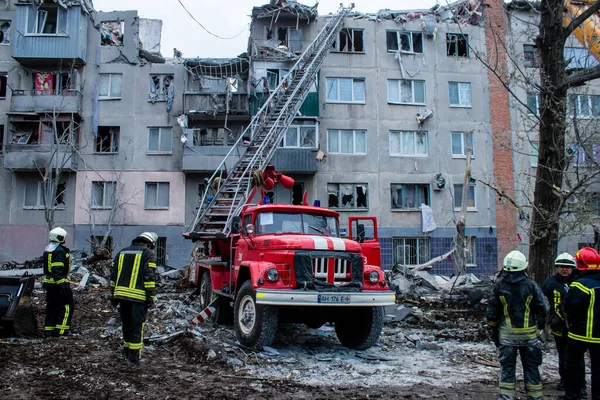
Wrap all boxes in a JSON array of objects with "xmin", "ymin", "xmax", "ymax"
[
  {"xmin": 200, "ymin": 270, "xmax": 233, "ymax": 325},
  {"xmin": 234, "ymin": 280, "xmax": 278, "ymax": 349},
  {"xmin": 334, "ymin": 306, "xmax": 384, "ymax": 350}
]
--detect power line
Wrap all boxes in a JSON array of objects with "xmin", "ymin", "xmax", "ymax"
[{"xmin": 176, "ymin": 0, "xmax": 248, "ymax": 40}]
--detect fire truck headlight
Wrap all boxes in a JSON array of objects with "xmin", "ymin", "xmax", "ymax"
[
  {"xmin": 266, "ymin": 268, "xmax": 279, "ymax": 282},
  {"xmin": 368, "ymin": 271, "xmax": 379, "ymax": 283}
]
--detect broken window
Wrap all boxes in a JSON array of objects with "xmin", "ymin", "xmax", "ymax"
[
  {"xmin": 326, "ymin": 78, "xmax": 365, "ymax": 103},
  {"xmin": 10, "ymin": 122, "xmax": 39, "ymax": 144},
  {"xmin": 386, "ymin": 31, "xmax": 423, "ymax": 54},
  {"xmin": 523, "ymin": 44, "xmax": 540, "ymax": 68},
  {"xmin": 148, "ymin": 127, "xmax": 172, "ymax": 153},
  {"xmin": 451, "ymin": 132, "xmax": 474, "ymax": 158},
  {"xmin": 448, "ymin": 82, "xmax": 471, "ymax": 107},
  {"xmin": 99, "ymin": 73, "xmax": 123, "ymax": 99},
  {"xmin": 281, "ymin": 122, "xmax": 316, "ymax": 148},
  {"xmin": 100, "ymin": 21, "xmax": 124, "ymax": 46},
  {"xmin": 33, "ymin": 72, "xmax": 73, "ymax": 95},
  {"xmin": 149, "ymin": 74, "xmax": 174, "ymax": 102},
  {"xmin": 390, "ymin": 131, "xmax": 428, "ymax": 156},
  {"xmin": 391, "ymin": 184, "xmax": 430, "ymax": 210},
  {"xmin": 454, "ymin": 179, "xmax": 477, "ymax": 209},
  {"xmin": 95, "ymin": 126, "xmax": 119, "ymax": 153},
  {"xmin": 291, "ymin": 182, "xmax": 304, "ymax": 205},
  {"xmin": 26, "ymin": 4, "xmax": 66, "ymax": 35},
  {"xmin": 327, "ymin": 183, "xmax": 368, "ymax": 209},
  {"xmin": 387, "ymin": 79, "xmax": 425, "ymax": 104},
  {"xmin": 393, "ymin": 237, "xmax": 430, "ymax": 266},
  {"xmin": 465, "ymin": 237, "xmax": 477, "ymax": 266},
  {"xmin": 446, "ymin": 34, "xmax": 469, "ymax": 57},
  {"xmin": 10, "ymin": 119, "xmax": 73, "ymax": 145},
  {"xmin": 92, "ymin": 181, "xmax": 116, "ymax": 208},
  {"xmin": 193, "ymin": 126, "xmax": 241, "ymax": 146},
  {"xmin": 145, "ymin": 182, "xmax": 170, "ymax": 209},
  {"xmin": 156, "ymin": 237, "xmax": 167, "ymax": 265},
  {"xmin": 333, "ymin": 28, "xmax": 363, "ymax": 52},
  {"xmin": 0, "ymin": 21, "xmax": 10, "ymax": 44},
  {"xmin": 526, "ymin": 92, "xmax": 540, "ymax": 116},
  {"xmin": 24, "ymin": 180, "xmax": 65, "ymax": 208},
  {"xmin": 0, "ymin": 73, "xmax": 6, "ymax": 99},
  {"xmin": 327, "ymin": 129, "xmax": 366, "ymax": 154}
]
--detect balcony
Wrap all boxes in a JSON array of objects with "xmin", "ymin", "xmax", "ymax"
[
  {"xmin": 182, "ymin": 146, "xmax": 241, "ymax": 173},
  {"xmin": 272, "ymin": 148, "xmax": 318, "ymax": 173},
  {"xmin": 184, "ymin": 93, "xmax": 249, "ymax": 117},
  {"xmin": 250, "ymin": 92, "xmax": 319, "ymax": 117},
  {"xmin": 3, "ymin": 145, "xmax": 77, "ymax": 171},
  {"xmin": 10, "ymin": 90, "xmax": 82, "ymax": 114}
]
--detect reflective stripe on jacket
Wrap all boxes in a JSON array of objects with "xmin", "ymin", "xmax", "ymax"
[
  {"xmin": 43, "ymin": 244, "xmax": 71, "ymax": 285},
  {"xmin": 110, "ymin": 244, "xmax": 157, "ymax": 303},
  {"xmin": 563, "ymin": 272, "xmax": 600, "ymax": 343},
  {"xmin": 542, "ymin": 274, "xmax": 573, "ymax": 337},
  {"xmin": 486, "ymin": 271, "xmax": 549, "ymax": 343}
]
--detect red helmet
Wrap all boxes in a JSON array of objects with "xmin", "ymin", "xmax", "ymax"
[{"xmin": 575, "ymin": 247, "xmax": 600, "ymax": 271}]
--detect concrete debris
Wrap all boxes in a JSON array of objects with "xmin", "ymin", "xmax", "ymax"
[
  {"xmin": 0, "ymin": 268, "xmax": 43, "ymax": 277},
  {"xmin": 413, "ymin": 270, "xmax": 442, "ymax": 291}
]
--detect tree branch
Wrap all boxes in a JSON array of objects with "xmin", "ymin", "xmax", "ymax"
[
  {"xmin": 564, "ymin": 0, "xmax": 600, "ymax": 39},
  {"xmin": 563, "ymin": 64, "xmax": 600, "ymax": 88}
]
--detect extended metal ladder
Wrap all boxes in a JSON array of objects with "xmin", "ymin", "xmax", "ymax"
[{"xmin": 186, "ymin": 5, "xmax": 353, "ymax": 240}]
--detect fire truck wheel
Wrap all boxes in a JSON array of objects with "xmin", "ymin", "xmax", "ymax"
[
  {"xmin": 234, "ymin": 280, "xmax": 278, "ymax": 350},
  {"xmin": 334, "ymin": 306, "xmax": 384, "ymax": 350},
  {"xmin": 200, "ymin": 270, "xmax": 233, "ymax": 325}
]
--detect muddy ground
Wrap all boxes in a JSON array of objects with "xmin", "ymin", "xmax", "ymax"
[{"xmin": 0, "ymin": 285, "xmax": 569, "ymax": 400}]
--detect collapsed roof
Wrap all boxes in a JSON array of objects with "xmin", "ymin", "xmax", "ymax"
[{"xmin": 252, "ymin": 0, "xmax": 319, "ymax": 23}]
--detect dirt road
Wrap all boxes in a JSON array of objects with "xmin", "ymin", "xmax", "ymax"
[{"xmin": 0, "ymin": 287, "xmax": 566, "ymax": 399}]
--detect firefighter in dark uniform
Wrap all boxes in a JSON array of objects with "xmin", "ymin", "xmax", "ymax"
[
  {"xmin": 486, "ymin": 250, "xmax": 549, "ymax": 400},
  {"xmin": 542, "ymin": 252, "xmax": 585, "ymax": 393},
  {"xmin": 43, "ymin": 227, "xmax": 74, "ymax": 337},
  {"xmin": 110, "ymin": 232, "xmax": 158, "ymax": 364},
  {"xmin": 561, "ymin": 247, "xmax": 600, "ymax": 400}
]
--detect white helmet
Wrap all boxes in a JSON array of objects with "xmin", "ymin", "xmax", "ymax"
[
  {"xmin": 503, "ymin": 250, "xmax": 528, "ymax": 272},
  {"xmin": 138, "ymin": 232, "xmax": 158, "ymax": 246},
  {"xmin": 49, "ymin": 227, "xmax": 67, "ymax": 243},
  {"xmin": 555, "ymin": 252, "xmax": 576, "ymax": 268}
]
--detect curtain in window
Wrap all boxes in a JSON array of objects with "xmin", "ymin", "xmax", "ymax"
[
  {"xmin": 388, "ymin": 80, "xmax": 399, "ymax": 103},
  {"xmin": 328, "ymin": 130, "xmax": 339, "ymax": 152},
  {"xmin": 353, "ymin": 80, "xmax": 365, "ymax": 102},
  {"xmin": 400, "ymin": 80, "xmax": 411, "ymax": 103},
  {"xmin": 92, "ymin": 182, "xmax": 103, "ymax": 207},
  {"xmin": 458, "ymin": 83, "xmax": 471, "ymax": 105},
  {"xmin": 341, "ymin": 130, "xmax": 353, "ymax": 153},
  {"xmin": 148, "ymin": 128, "xmax": 159, "ymax": 151},
  {"xmin": 286, "ymin": 127, "xmax": 297, "ymax": 147},
  {"xmin": 414, "ymin": 81, "xmax": 425, "ymax": 103},
  {"xmin": 402, "ymin": 131, "xmax": 415, "ymax": 154},
  {"xmin": 158, "ymin": 184, "xmax": 170, "ymax": 207},
  {"xmin": 390, "ymin": 132, "xmax": 401, "ymax": 155},
  {"xmin": 110, "ymin": 74, "xmax": 122, "ymax": 97},
  {"xmin": 355, "ymin": 131, "xmax": 366, "ymax": 153},
  {"xmin": 339, "ymin": 79, "xmax": 353, "ymax": 101},
  {"xmin": 415, "ymin": 132, "xmax": 427, "ymax": 155},
  {"xmin": 451, "ymin": 133, "xmax": 462, "ymax": 155},
  {"xmin": 25, "ymin": 182, "xmax": 39, "ymax": 207},
  {"xmin": 160, "ymin": 128, "xmax": 172, "ymax": 151},
  {"xmin": 146, "ymin": 184, "xmax": 157, "ymax": 207},
  {"xmin": 300, "ymin": 127, "xmax": 314, "ymax": 147},
  {"xmin": 99, "ymin": 75, "xmax": 110, "ymax": 97},
  {"xmin": 326, "ymin": 79, "xmax": 338, "ymax": 101},
  {"xmin": 449, "ymin": 84, "xmax": 459, "ymax": 105}
]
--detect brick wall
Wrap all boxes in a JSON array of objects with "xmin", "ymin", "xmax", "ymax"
[{"xmin": 485, "ymin": 0, "xmax": 517, "ymax": 269}]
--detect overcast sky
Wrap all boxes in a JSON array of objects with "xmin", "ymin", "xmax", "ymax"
[{"xmin": 92, "ymin": 0, "xmax": 438, "ymax": 58}]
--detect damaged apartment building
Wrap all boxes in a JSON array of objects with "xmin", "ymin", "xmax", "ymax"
[{"xmin": 5, "ymin": 0, "xmax": 567, "ymax": 273}]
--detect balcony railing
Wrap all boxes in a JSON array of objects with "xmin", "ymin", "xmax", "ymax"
[
  {"xmin": 10, "ymin": 89, "xmax": 82, "ymax": 114},
  {"xmin": 184, "ymin": 93, "xmax": 249, "ymax": 115}
]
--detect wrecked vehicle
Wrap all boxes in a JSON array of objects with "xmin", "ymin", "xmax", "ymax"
[{"xmin": 189, "ymin": 203, "xmax": 395, "ymax": 350}]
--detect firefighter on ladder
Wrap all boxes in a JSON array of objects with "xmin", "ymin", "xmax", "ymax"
[
  {"xmin": 110, "ymin": 232, "xmax": 158, "ymax": 364},
  {"xmin": 43, "ymin": 227, "xmax": 74, "ymax": 337},
  {"xmin": 486, "ymin": 250, "xmax": 549, "ymax": 400}
]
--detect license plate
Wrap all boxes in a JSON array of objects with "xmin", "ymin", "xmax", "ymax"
[{"xmin": 317, "ymin": 294, "xmax": 351, "ymax": 304}]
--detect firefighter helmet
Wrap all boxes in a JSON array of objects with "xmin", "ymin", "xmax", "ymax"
[
  {"xmin": 49, "ymin": 227, "xmax": 67, "ymax": 243},
  {"xmin": 575, "ymin": 247, "xmax": 600, "ymax": 271},
  {"xmin": 503, "ymin": 250, "xmax": 528, "ymax": 272},
  {"xmin": 554, "ymin": 252, "xmax": 576, "ymax": 268},
  {"xmin": 138, "ymin": 232, "xmax": 158, "ymax": 246}
]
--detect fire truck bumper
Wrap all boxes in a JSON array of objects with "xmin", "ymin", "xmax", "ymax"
[{"xmin": 255, "ymin": 289, "xmax": 396, "ymax": 306}]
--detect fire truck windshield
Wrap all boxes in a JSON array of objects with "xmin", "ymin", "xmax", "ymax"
[{"xmin": 256, "ymin": 212, "xmax": 339, "ymax": 237}]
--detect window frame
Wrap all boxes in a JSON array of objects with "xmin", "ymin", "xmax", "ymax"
[
  {"xmin": 91, "ymin": 181, "xmax": 116, "ymax": 209},
  {"xmin": 387, "ymin": 79, "xmax": 426, "ymax": 105},
  {"xmin": 451, "ymin": 131, "xmax": 474, "ymax": 158},
  {"xmin": 392, "ymin": 237, "xmax": 431, "ymax": 267},
  {"xmin": 454, "ymin": 179, "xmax": 477, "ymax": 211},
  {"xmin": 567, "ymin": 94, "xmax": 600, "ymax": 119},
  {"xmin": 446, "ymin": 33, "xmax": 469, "ymax": 57},
  {"xmin": 23, "ymin": 180, "xmax": 65, "ymax": 209},
  {"xmin": 281, "ymin": 123, "xmax": 318, "ymax": 148},
  {"xmin": 144, "ymin": 182, "xmax": 170, "ymax": 209},
  {"xmin": 389, "ymin": 130, "xmax": 429, "ymax": 157},
  {"xmin": 390, "ymin": 183, "xmax": 431, "ymax": 211},
  {"xmin": 386, "ymin": 31, "xmax": 423, "ymax": 54},
  {"xmin": 147, "ymin": 127, "xmax": 173, "ymax": 154},
  {"xmin": 448, "ymin": 82, "xmax": 472, "ymax": 108},
  {"xmin": 327, "ymin": 129, "xmax": 367, "ymax": 154},
  {"xmin": 526, "ymin": 92, "xmax": 540, "ymax": 116},
  {"xmin": 325, "ymin": 77, "xmax": 366, "ymax": 104},
  {"xmin": 149, "ymin": 74, "xmax": 174, "ymax": 102},
  {"xmin": 95, "ymin": 126, "xmax": 119, "ymax": 154},
  {"xmin": 25, "ymin": 4, "xmax": 67, "ymax": 36},
  {"xmin": 0, "ymin": 20, "xmax": 11, "ymax": 45},
  {"xmin": 327, "ymin": 183, "xmax": 369, "ymax": 210},
  {"xmin": 523, "ymin": 44, "xmax": 540, "ymax": 68},
  {"xmin": 332, "ymin": 28, "xmax": 364, "ymax": 53},
  {"xmin": 98, "ymin": 73, "xmax": 123, "ymax": 100}
]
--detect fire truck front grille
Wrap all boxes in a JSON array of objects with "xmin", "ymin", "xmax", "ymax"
[{"xmin": 312, "ymin": 257, "xmax": 350, "ymax": 283}]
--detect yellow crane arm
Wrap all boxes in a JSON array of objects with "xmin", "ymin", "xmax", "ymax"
[{"xmin": 563, "ymin": 0, "xmax": 600, "ymax": 62}]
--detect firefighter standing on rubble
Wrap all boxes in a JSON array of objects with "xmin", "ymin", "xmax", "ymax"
[
  {"xmin": 110, "ymin": 232, "xmax": 158, "ymax": 364},
  {"xmin": 43, "ymin": 227, "xmax": 74, "ymax": 337},
  {"xmin": 486, "ymin": 250, "xmax": 549, "ymax": 400},
  {"xmin": 542, "ymin": 253, "xmax": 587, "ymax": 395},
  {"xmin": 560, "ymin": 247, "xmax": 600, "ymax": 400}
]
